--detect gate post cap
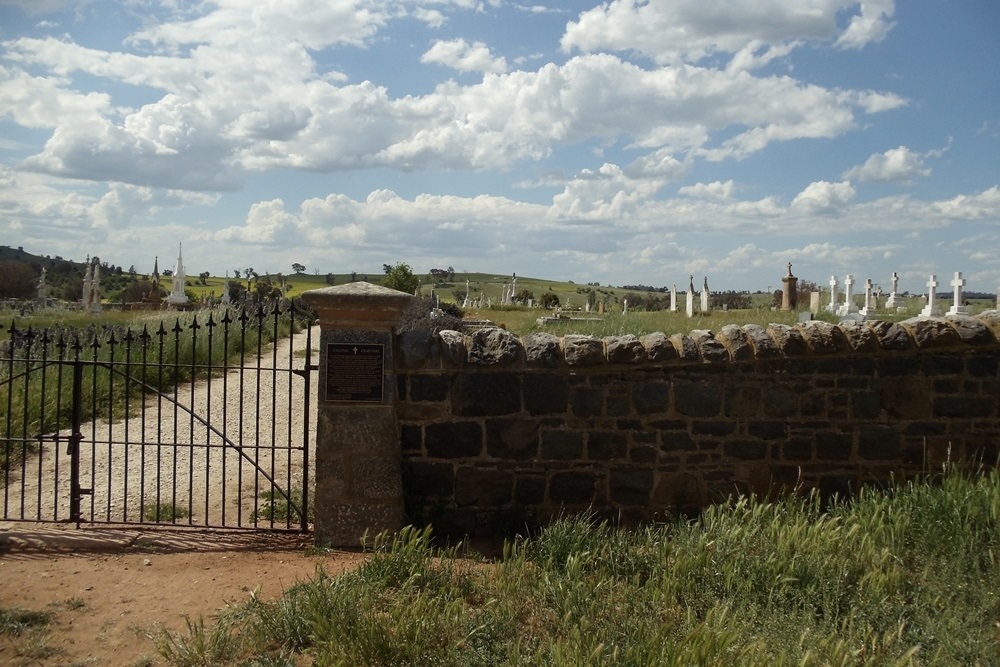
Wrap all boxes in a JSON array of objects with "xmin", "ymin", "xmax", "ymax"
[{"xmin": 301, "ymin": 281, "xmax": 414, "ymax": 328}]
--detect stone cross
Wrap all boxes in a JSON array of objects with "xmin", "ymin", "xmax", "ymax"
[
  {"xmin": 828, "ymin": 276, "xmax": 838, "ymax": 311},
  {"xmin": 860, "ymin": 278, "xmax": 874, "ymax": 316},
  {"xmin": 685, "ymin": 276, "xmax": 695, "ymax": 317},
  {"xmin": 838, "ymin": 274, "xmax": 857, "ymax": 315},
  {"xmin": 948, "ymin": 271, "xmax": 969, "ymax": 316},
  {"xmin": 920, "ymin": 274, "xmax": 942, "ymax": 317},
  {"xmin": 885, "ymin": 270, "xmax": 903, "ymax": 309}
]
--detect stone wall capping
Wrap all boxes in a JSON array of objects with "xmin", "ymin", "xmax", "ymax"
[
  {"xmin": 796, "ymin": 320, "xmax": 849, "ymax": 355},
  {"xmin": 605, "ymin": 334, "xmax": 646, "ymax": 364},
  {"xmin": 407, "ymin": 316, "xmax": 1000, "ymax": 372}
]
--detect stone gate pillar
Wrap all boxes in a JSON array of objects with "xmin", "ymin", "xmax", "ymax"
[
  {"xmin": 301, "ymin": 282, "xmax": 414, "ymax": 546},
  {"xmin": 781, "ymin": 262, "xmax": 798, "ymax": 311}
]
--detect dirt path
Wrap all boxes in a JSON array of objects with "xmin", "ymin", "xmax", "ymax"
[{"xmin": 0, "ymin": 524, "xmax": 365, "ymax": 666}]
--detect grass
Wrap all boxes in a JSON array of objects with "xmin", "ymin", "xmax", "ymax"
[
  {"xmin": 157, "ymin": 468, "xmax": 1000, "ymax": 666},
  {"xmin": 251, "ymin": 487, "xmax": 313, "ymax": 526},
  {"xmin": 143, "ymin": 501, "xmax": 190, "ymax": 523}
]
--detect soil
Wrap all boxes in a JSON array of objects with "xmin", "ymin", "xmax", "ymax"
[{"xmin": 0, "ymin": 523, "xmax": 365, "ymax": 666}]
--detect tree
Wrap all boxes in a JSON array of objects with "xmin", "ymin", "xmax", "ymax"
[
  {"xmin": 383, "ymin": 263, "xmax": 393, "ymax": 275},
  {"xmin": 325, "ymin": 273, "xmax": 336, "ymax": 285},
  {"xmin": 351, "ymin": 271, "xmax": 357, "ymax": 282},
  {"xmin": 198, "ymin": 271, "xmax": 210, "ymax": 285},
  {"xmin": 381, "ymin": 262, "xmax": 419, "ymax": 294},
  {"xmin": 291, "ymin": 263, "xmax": 305, "ymax": 275},
  {"xmin": 0, "ymin": 260, "xmax": 38, "ymax": 299},
  {"xmin": 232, "ymin": 268, "xmax": 241, "ymax": 279},
  {"xmin": 540, "ymin": 291, "xmax": 560, "ymax": 308},
  {"xmin": 515, "ymin": 288, "xmax": 534, "ymax": 304}
]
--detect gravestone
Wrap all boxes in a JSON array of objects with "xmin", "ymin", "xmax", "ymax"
[
  {"xmin": 885, "ymin": 271, "xmax": 904, "ymax": 309},
  {"xmin": 920, "ymin": 274, "xmax": 943, "ymax": 317},
  {"xmin": 810, "ymin": 291, "xmax": 821, "ymax": 315},
  {"xmin": 837, "ymin": 274, "xmax": 857, "ymax": 316},
  {"xmin": 781, "ymin": 263, "xmax": 798, "ymax": 311},
  {"xmin": 860, "ymin": 278, "xmax": 875, "ymax": 317},
  {"xmin": 948, "ymin": 271, "xmax": 970, "ymax": 316},
  {"xmin": 166, "ymin": 243, "xmax": 189, "ymax": 306},
  {"xmin": 670, "ymin": 283, "xmax": 677, "ymax": 312},
  {"xmin": 700, "ymin": 277, "xmax": 710, "ymax": 313},
  {"xmin": 827, "ymin": 276, "xmax": 838, "ymax": 312},
  {"xmin": 685, "ymin": 276, "xmax": 695, "ymax": 317}
]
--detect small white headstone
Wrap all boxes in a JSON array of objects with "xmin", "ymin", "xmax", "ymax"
[
  {"xmin": 920, "ymin": 274, "xmax": 943, "ymax": 317},
  {"xmin": 670, "ymin": 283, "xmax": 677, "ymax": 312},
  {"xmin": 685, "ymin": 276, "xmax": 695, "ymax": 318},
  {"xmin": 827, "ymin": 276, "xmax": 838, "ymax": 312},
  {"xmin": 948, "ymin": 271, "xmax": 970, "ymax": 316}
]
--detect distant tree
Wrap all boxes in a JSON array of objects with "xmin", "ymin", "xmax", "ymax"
[
  {"xmin": 540, "ymin": 291, "xmax": 560, "ymax": 309},
  {"xmin": 586, "ymin": 288, "xmax": 597, "ymax": 310},
  {"xmin": 291, "ymin": 262, "xmax": 305, "ymax": 274},
  {"xmin": 514, "ymin": 288, "xmax": 534, "ymax": 304},
  {"xmin": 128, "ymin": 265, "xmax": 136, "ymax": 276},
  {"xmin": 325, "ymin": 273, "xmax": 336, "ymax": 285},
  {"xmin": 381, "ymin": 262, "xmax": 419, "ymax": 294},
  {"xmin": 198, "ymin": 271, "xmax": 210, "ymax": 285},
  {"xmin": 452, "ymin": 289, "xmax": 467, "ymax": 304},
  {"xmin": 447, "ymin": 266, "xmax": 455, "ymax": 280},
  {"xmin": 0, "ymin": 260, "xmax": 38, "ymax": 299},
  {"xmin": 232, "ymin": 268, "xmax": 241, "ymax": 279},
  {"xmin": 383, "ymin": 263, "xmax": 393, "ymax": 275},
  {"xmin": 351, "ymin": 271, "xmax": 357, "ymax": 282},
  {"xmin": 119, "ymin": 278, "xmax": 155, "ymax": 304},
  {"xmin": 162, "ymin": 269, "xmax": 173, "ymax": 277}
]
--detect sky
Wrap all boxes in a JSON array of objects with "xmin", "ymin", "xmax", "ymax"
[{"xmin": 0, "ymin": 0, "xmax": 998, "ymax": 294}]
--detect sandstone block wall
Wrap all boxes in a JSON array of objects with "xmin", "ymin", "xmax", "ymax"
[{"xmin": 395, "ymin": 313, "xmax": 1000, "ymax": 537}]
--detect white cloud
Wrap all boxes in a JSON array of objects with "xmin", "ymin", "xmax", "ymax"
[
  {"xmin": 836, "ymin": 0, "xmax": 896, "ymax": 49},
  {"xmin": 791, "ymin": 180, "xmax": 856, "ymax": 213},
  {"xmin": 679, "ymin": 180, "xmax": 735, "ymax": 200},
  {"xmin": 421, "ymin": 38, "xmax": 508, "ymax": 74},
  {"xmin": 562, "ymin": 1, "xmax": 896, "ymax": 66},
  {"xmin": 842, "ymin": 146, "xmax": 931, "ymax": 183}
]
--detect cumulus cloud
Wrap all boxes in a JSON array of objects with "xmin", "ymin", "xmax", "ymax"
[
  {"xmin": 679, "ymin": 180, "xmax": 735, "ymax": 200},
  {"xmin": 842, "ymin": 146, "xmax": 931, "ymax": 183},
  {"xmin": 561, "ymin": 0, "xmax": 896, "ymax": 65},
  {"xmin": 791, "ymin": 180, "xmax": 856, "ymax": 214},
  {"xmin": 421, "ymin": 38, "xmax": 508, "ymax": 74}
]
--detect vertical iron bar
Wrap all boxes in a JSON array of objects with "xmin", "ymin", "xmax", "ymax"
[
  {"xmin": 18, "ymin": 327, "xmax": 35, "ymax": 519},
  {"xmin": 172, "ymin": 319, "xmax": 182, "ymax": 524},
  {"xmin": 188, "ymin": 316, "xmax": 198, "ymax": 525},
  {"xmin": 220, "ymin": 309, "xmax": 231, "ymax": 526},
  {"xmin": 69, "ymin": 350, "xmax": 83, "ymax": 525},
  {"xmin": 301, "ymin": 314, "xmax": 312, "ymax": 532},
  {"xmin": 35, "ymin": 330, "xmax": 50, "ymax": 520},
  {"xmin": 2, "ymin": 322, "xmax": 17, "ymax": 518},
  {"xmin": 270, "ymin": 302, "xmax": 279, "ymax": 529}
]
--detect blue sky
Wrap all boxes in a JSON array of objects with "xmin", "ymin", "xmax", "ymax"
[{"xmin": 1, "ymin": 0, "xmax": 998, "ymax": 294}]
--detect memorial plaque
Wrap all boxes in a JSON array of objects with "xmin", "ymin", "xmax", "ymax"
[{"xmin": 325, "ymin": 343, "xmax": 384, "ymax": 402}]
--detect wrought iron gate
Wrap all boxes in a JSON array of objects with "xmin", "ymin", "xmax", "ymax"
[{"xmin": 0, "ymin": 301, "xmax": 314, "ymax": 532}]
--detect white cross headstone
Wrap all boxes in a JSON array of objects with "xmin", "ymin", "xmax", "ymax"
[
  {"xmin": 885, "ymin": 271, "xmax": 903, "ymax": 309},
  {"xmin": 685, "ymin": 276, "xmax": 695, "ymax": 317},
  {"xmin": 948, "ymin": 271, "xmax": 969, "ymax": 316},
  {"xmin": 860, "ymin": 278, "xmax": 875, "ymax": 316},
  {"xmin": 920, "ymin": 274, "xmax": 943, "ymax": 317},
  {"xmin": 827, "ymin": 276, "xmax": 839, "ymax": 312},
  {"xmin": 838, "ymin": 274, "xmax": 857, "ymax": 316}
]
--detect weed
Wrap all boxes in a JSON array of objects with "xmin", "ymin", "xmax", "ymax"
[{"xmin": 143, "ymin": 501, "xmax": 189, "ymax": 523}]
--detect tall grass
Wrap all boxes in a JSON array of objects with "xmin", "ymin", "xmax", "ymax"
[
  {"xmin": 0, "ymin": 303, "xmax": 310, "ymax": 469},
  {"xmin": 158, "ymin": 469, "xmax": 1000, "ymax": 665}
]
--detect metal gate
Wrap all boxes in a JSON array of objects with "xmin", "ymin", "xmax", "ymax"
[{"xmin": 0, "ymin": 301, "xmax": 314, "ymax": 532}]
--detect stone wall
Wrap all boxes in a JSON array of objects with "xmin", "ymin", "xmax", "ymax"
[{"xmin": 395, "ymin": 313, "xmax": 1000, "ymax": 538}]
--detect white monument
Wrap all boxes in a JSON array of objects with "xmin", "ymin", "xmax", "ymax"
[
  {"xmin": 920, "ymin": 274, "xmax": 942, "ymax": 317},
  {"xmin": 670, "ymin": 283, "xmax": 677, "ymax": 312},
  {"xmin": 827, "ymin": 276, "xmax": 839, "ymax": 312},
  {"xmin": 685, "ymin": 275, "xmax": 695, "ymax": 317},
  {"xmin": 837, "ymin": 274, "xmax": 857, "ymax": 316},
  {"xmin": 622, "ymin": 298, "xmax": 628, "ymax": 315},
  {"xmin": 885, "ymin": 271, "xmax": 904, "ymax": 309},
  {"xmin": 700, "ymin": 277, "xmax": 710, "ymax": 313},
  {"xmin": 165, "ymin": 243, "xmax": 189, "ymax": 306},
  {"xmin": 860, "ymin": 278, "xmax": 875, "ymax": 317},
  {"xmin": 948, "ymin": 271, "xmax": 970, "ymax": 316}
]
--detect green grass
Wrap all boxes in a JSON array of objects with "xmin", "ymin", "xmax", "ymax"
[
  {"xmin": 158, "ymin": 469, "xmax": 1000, "ymax": 666},
  {"xmin": 143, "ymin": 501, "xmax": 190, "ymax": 523}
]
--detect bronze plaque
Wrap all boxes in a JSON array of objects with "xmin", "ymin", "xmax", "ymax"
[{"xmin": 325, "ymin": 343, "xmax": 384, "ymax": 402}]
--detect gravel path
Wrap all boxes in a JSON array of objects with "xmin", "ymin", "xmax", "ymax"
[{"xmin": 4, "ymin": 325, "xmax": 319, "ymax": 529}]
